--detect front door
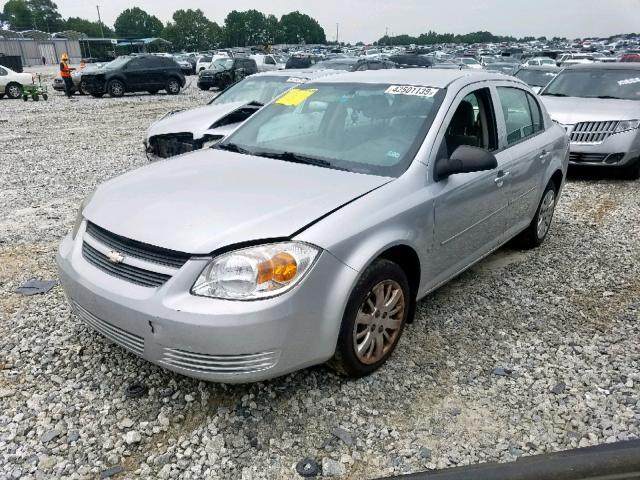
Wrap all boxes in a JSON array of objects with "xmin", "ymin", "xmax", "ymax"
[{"xmin": 430, "ymin": 86, "xmax": 510, "ymax": 285}]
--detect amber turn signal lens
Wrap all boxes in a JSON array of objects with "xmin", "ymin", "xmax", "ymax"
[
  {"xmin": 257, "ymin": 252, "xmax": 298, "ymax": 284},
  {"xmin": 272, "ymin": 252, "xmax": 297, "ymax": 282}
]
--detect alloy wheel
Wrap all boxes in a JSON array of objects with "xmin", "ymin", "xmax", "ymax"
[
  {"xmin": 353, "ymin": 280, "xmax": 405, "ymax": 365},
  {"xmin": 168, "ymin": 80, "xmax": 179, "ymax": 93},
  {"xmin": 7, "ymin": 84, "xmax": 21, "ymax": 98},
  {"xmin": 537, "ymin": 189, "xmax": 556, "ymax": 239}
]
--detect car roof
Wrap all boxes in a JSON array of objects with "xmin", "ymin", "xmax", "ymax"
[
  {"xmin": 517, "ymin": 65, "xmax": 561, "ymax": 72},
  {"xmin": 309, "ymin": 68, "xmax": 514, "ymax": 88},
  {"xmin": 564, "ymin": 63, "xmax": 640, "ymax": 70},
  {"xmin": 252, "ymin": 69, "xmax": 332, "ymax": 80}
]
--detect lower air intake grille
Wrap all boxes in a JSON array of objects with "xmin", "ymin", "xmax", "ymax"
[
  {"xmin": 569, "ymin": 152, "xmax": 608, "ymax": 163},
  {"xmin": 72, "ymin": 301, "xmax": 144, "ymax": 356},
  {"xmin": 159, "ymin": 347, "xmax": 280, "ymax": 375},
  {"xmin": 82, "ymin": 242, "xmax": 171, "ymax": 288}
]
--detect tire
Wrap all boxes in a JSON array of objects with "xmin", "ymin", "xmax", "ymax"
[
  {"xmin": 42, "ymin": 94, "xmax": 48, "ymax": 101},
  {"xmin": 78, "ymin": 81, "xmax": 87, "ymax": 95},
  {"xmin": 518, "ymin": 180, "xmax": 558, "ymax": 248},
  {"xmin": 22, "ymin": 95, "xmax": 28, "ymax": 101},
  {"xmin": 328, "ymin": 259, "xmax": 410, "ymax": 378},
  {"xmin": 625, "ymin": 160, "xmax": 640, "ymax": 180},
  {"xmin": 33, "ymin": 95, "xmax": 39, "ymax": 101},
  {"xmin": 6, "ymin": 82, "xmax": 22, "ymax": 99},
  {"xmin": 107, "ymin": 79, "xmax": 125, "ymax": 97},
  {"xmin": 0, "ymin": 93, "xmax": 5, "ymax": 99},
  {"xmin": 166, "ymin": 78, "xmax": 180, "ymax": 95},
  {"xmin": 147, "ymin": 89, "xmax": 159, "ymax": 95}
]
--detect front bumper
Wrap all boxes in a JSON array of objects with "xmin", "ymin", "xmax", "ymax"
[
  {"xmin": 82, "ymin": 77, "xmax": 106, "ymax": 94},
  {"xmin": 565, "ymin": 127, "xmax": 640, "ymax": 167},
  {"xmin": 197, "ymin": 76, "xmax": 221, "ymax": 89},
  {"xmin": 56, "ymin": 224, "xmax": 357, "ymax": 383}
]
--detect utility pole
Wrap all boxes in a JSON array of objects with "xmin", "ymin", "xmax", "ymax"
[
  {"xmin": 96, "ymin": 5, "xmax": 105, "ymax": 38},
  {"xmin": 385, "ymin": 26, "xmax": 388, "ymax": 46},
  {"xmin": 336, "ymin": 23, "xmax": 339, "ymax": 45}
]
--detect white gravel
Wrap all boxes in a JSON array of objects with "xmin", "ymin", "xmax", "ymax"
[{"xmin": 0, "ymin": 79, "xmax": 639, "ymax": 480}]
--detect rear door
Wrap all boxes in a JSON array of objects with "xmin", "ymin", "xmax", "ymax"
[
  {"xmin": 494, "ymin": 84, "xmax": 552, "ymax": 233},
  {"xmin": 123, "ymin": 57, "xmax": 149, "ymax": 90}
]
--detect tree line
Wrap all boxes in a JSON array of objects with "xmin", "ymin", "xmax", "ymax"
[
  {"xmin": 375, "ymin": 31, "xmax": 569, "ymax": 46},
  {"xmin": 0, "ymin": 1, "xmax": 327, "ymax": 49}
]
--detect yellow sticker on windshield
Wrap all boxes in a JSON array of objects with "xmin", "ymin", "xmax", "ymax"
[{"xmin": 275, "ymin": 88, "xmax": 318, "ymax": 106}]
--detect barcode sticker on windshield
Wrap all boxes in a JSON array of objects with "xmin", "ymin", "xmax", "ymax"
[
  {"xmin": 286, "ymin": 77, "xmax": 306, "ymax": 83},
  {"xmin": 618, "ymin": 77, "xmax": 640, "ymax": 86},
  {"xmin": 385, "ymin": 85, "xmax": 439, "ymax": 97}
]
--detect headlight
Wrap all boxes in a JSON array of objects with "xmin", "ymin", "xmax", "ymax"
[
  {"xmin": 71, "ymin": 191, "xmax": 95, "ymax": 239},
  {"xmin": 192, "ymin": 242, "xmax": 321, "ymax": 300},
  {"xmin": 614, "ymin": 119, "xmax": 640, "ymax": 134}
]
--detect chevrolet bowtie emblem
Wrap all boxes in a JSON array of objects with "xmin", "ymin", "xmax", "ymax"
[{"xmin": 106, "ymin": 250, "xmax": 125, "ymax": 264}]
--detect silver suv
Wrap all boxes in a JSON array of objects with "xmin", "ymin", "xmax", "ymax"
[
  {"xmin": 57, "ymin": 70, "xmax": 568, "ymax": 383},
  {"xmin": 540, "ymin": 63, "xmax": 640, "ymax": 179}
]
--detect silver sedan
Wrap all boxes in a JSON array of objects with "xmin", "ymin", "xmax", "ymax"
[{"xmin": 57, "ymin": 69, "xmax": 569, "ymax": 382}]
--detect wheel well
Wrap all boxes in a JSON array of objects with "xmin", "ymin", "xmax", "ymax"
[
  {"xmin": 550, "ymin": 169, "xmax": 563, "ymax": 192},
  {"xmin": 377, "ymin": 245, "xmax": 420, "ymax": 323}
]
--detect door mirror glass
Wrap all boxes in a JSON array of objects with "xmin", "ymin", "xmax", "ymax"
[{"xmin": 435, "ymin": 145, "xmax": 497, "ymax": 181}]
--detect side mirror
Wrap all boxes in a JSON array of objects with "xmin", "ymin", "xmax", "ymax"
[{"xmin": 435, "ymin": 145, "xmax": 497, "ymax": 181}]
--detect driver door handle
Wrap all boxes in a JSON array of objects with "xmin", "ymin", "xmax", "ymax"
[{"xmin": 494, "ymin": 171, "xmax": 510, "ymax": 187}]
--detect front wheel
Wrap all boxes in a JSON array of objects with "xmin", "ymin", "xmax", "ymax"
[
  {"xmin": 625, "ymin": 160, "xmax": 640, "ymax": 180},
  {"xmin": 6, "ymin": 82, "xmax": 22, "ymax": 99},
  {"xmin": 79, "ymin": 81, "xmax": 88, "ymax": 95},
  {"xmin": 328, "ymin": 259, "xmax": 410, "ymax": 378},
  {"xmin": 166, "ymin": 78, "xmax": 180, "ymax": 95},
  {"xmin": 107, "ymin": 79, "xmax": 125, "ymax": 97},
  {"xmin": 518, "ymin": 180, "xmax": 558, "ymax": 248}
]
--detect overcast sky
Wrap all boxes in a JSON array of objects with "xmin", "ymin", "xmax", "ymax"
[{"xmin": 46, "ymin": 0, "xmax": 640, "ymax": 43}]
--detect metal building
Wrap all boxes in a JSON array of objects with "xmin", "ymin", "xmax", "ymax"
[{"xmin": 0, "ymin": 37, "xmax": 81, "ymax": 66}]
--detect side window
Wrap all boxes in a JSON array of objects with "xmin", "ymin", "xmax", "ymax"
[
  {"xmin": 526, "ymin": 93, "xmax": 544, "ymax": 133},
  {"xmin": 0, "ymin": 67, "xmax": 6, "ymax": 76},
  {"xmin": 125, "ymin": 58, "xmax": 141, "ymax": 69},
  {"xmin": 265, "ymin": 56, "xmax": 276, "ymax": 65},
  {"xmin": 497, "ymin": 87, "xmax": 542, "ymax": 145},
  {"xmin": 439, "ymin": 88, "xmax": 498, "ymax": 159}
]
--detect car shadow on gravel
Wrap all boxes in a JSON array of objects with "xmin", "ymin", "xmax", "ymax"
[{"xmin": 566, "ymin": 165, "xmax": 634, "ymax": 182}]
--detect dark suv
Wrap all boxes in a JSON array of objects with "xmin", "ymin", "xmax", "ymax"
[
  {"xmin": 197, "ymin": 58, "xmax": 258, "ymax": 91},
  {"xmin": 82, "ymin": 55, "xmax": 186, "ymax": 98}
]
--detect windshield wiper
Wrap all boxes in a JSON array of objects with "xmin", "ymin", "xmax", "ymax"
[
  {"xmin": 246, "ymin": 101, "xmax": 264, "ymax": 107},
  {"xmin": 542, "ymin": 92, "xmax": 568, "ymax": 97},
  {"xmin": 215, "ymin": 143, "xmax": 254, "ymax": 155},
  {"xmin": 593, "ymin": 95, "xmax": 624, "ymax": 100},
  {"xmin": 252, "ymin": 150, "xmax": 334, "ymax": 168}
]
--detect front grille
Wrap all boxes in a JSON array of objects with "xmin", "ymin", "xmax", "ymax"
[
  {"xmin": 82, "ymin": 242, "xmax": 171, "ymax": 287},
  {"xmin": 86, "ymin": 222, "xmax": 190, "ymax": 269},
  {"xmin": 72, "ymin": 301, "xmax": 144, "ymax": 356},
  {"xmin": 569, "ymin": 152, "xmax": 608, "ymax": 163},
  {"xmin": 159, "ymin": 347, "xmax": 280, "ymax": 375},
  {"xmin": 148, "ymin": 133, "xmax": 198, "ymax": 158},
  {"xmin": 570, "ymin": 121, "xmax": 619, "ymax": 144}
]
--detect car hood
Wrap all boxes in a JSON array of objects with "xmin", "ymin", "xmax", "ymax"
[
  {"xmin": 84, "ymin": 149, "xmax": 391, "ymax": 254},
  {"xmin": 147, "ymin": 101, "xmax": 247, "ymax": 140},
  {"xmin": 540, "ymin": 96, "xmax": 640, "ymax": 125}
]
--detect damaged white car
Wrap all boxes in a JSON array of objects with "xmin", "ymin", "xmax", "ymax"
[{"xmin": 145, "ymin": 70, "xmax": 332, "ymax": 160}]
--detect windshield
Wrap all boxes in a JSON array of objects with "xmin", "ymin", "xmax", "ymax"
[
  {"xmin": 220, "ymin": 82, "xmax": 444, "ymax": 177},
  {"xmin": 515, "ymin": 69, "xmax": 558, "ymax": 87},
  {"xmin": 542, "ymin": 69, "xmax": 640, "ymax": 100},
  {"xmin": 211, "ymin": 76, "xmax": 307, "ymax": 105},
  {"xmin": 104, "ymin": 56, "xmax": 130, "ymax": 70},
  {"xmin": 211, "ymin": 58, "xmax": 233, "ymax": 70}
]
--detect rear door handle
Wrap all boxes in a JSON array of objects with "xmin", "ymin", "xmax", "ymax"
[{"xmin": 539, "ymin": 150, "xmax": 551, "ymax": 162}]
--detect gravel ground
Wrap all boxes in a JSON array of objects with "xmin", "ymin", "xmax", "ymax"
[{"xmin": 0, "ymin": 77, "xmax": 639, "ymax": 480}]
